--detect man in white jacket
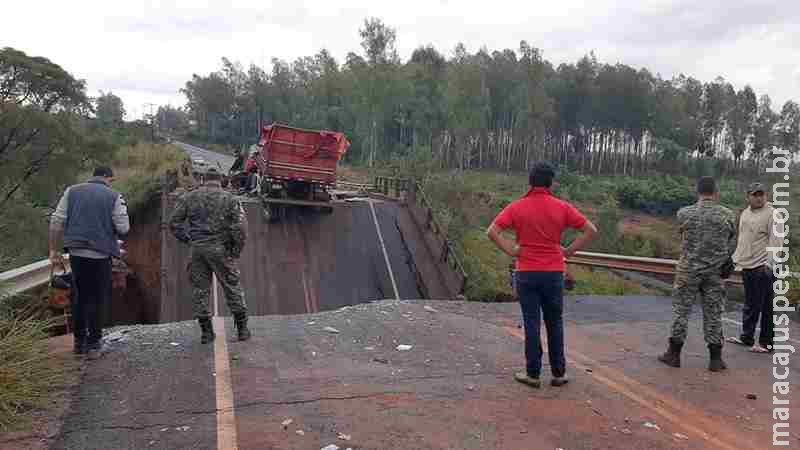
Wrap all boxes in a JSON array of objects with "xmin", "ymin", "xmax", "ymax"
[{"xmin": 727, "ymin": 182, "xmax": 783, "ymax": 353}]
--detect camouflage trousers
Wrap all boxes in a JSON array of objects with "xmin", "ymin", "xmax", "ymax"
[
  {"xmin": 188, "ymin": 245, "xmax": 247, "ymax": 319},
  {"xmin": 670, "ymin": 271, "xmax": 726, "ymax": 345}
]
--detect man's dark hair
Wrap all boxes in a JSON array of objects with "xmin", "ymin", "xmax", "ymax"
[
  {"xmin": 697, "ymin": 176, "xmax": 717, "ymax": 195},
  {"xmin": 93, "ymin": 166, "xmax": 114, "ymax": 178},
  {"xmin": 529, "ymin": 162, "xmax": 556, "ymax": 188}
]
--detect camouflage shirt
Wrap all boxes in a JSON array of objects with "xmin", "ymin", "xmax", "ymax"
[
  {"xmin": 168, "ymin": 182, "xmax": 247, "ymax": 255},
  {"xmin": 675, "ymin": 198, "xmax": 737, "ymax": 274}
]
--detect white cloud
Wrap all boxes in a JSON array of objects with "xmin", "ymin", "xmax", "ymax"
[{"xmin": 2, "ymin": 0, "xmax": 798, "ymax": 119}]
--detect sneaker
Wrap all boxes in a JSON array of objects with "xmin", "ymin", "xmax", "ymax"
[
  {"xmin": 551, "ymin": 376, "xmax": 570, "ymax": 387},
  {"xmin": 514, "ymin": 371, "xmax": 541, "ymax": 388},
  {"xmin": 86, "ymin": 343, "xmax": 106, "ymax": 361}
]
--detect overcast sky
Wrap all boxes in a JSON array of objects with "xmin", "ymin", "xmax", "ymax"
[{"xmin": 3, "ymin": 0, "xmax": 798, "ymax": 119}]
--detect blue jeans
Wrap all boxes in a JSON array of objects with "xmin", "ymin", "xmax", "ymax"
[{"xmin": 516, "ymin": 271, "xmax": 565, "ymax": 378}]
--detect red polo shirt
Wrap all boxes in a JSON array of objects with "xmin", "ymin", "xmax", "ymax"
[{"xmin": 493, "ymin": 187, "xmax": 587, "ymax": 272}]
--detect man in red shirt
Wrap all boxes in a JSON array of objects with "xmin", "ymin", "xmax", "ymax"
[{"xmin": 487, "ymin": 163, "xmax": 597, "ymax": 388}]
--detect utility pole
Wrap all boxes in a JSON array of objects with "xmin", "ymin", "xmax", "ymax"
[{"xmin": 144, "ymin": 102, "xmax": 156, "ymax": 142}]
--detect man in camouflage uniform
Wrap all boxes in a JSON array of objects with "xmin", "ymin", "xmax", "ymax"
[
  {"xmin": 659, "ymin": 176, "xmax": 737, "ymax": 371},
  {"xmin": 169, "ymin": 168, "xmax": 251, "ymax": 343}
]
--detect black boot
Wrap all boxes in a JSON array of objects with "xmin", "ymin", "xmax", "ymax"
[
  {"xmin": 199, "ymin": 318, "xmax": 215, "ymax": 344},
  {"xmin": 234, "ymin": 313, "xmax": 251, "ymax": 341},
  {"xmin": 658, "ymin": 338, "xmax": 683, "ymax": 367},
  {"xmin": 708, "ymin": 344, "xmax": 727, "ymax": 372}
]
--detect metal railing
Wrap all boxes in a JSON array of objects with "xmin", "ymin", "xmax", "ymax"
[
  {"xmin": 406, "ymin": 180, "xmax": 469, "ymax": 295},
  {"xmin": 567, "ymin": 251, "xmax": 800, "ymax": 284},
  {"xmin": 335, "ymin": 180, "xmax": 375, "ymax": 192},
  {"xmin": 374, "ymin": 176, "xmax": 411, "ymax": 199},
  {"xmin": 0, "ymin": 258, "xmax": 57, "ymax": 297}
]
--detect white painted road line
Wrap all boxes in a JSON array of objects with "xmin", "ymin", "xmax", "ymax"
[
  {"xmin": 212, "ymin": 274, "xmax": 239, "ymax": 450},
  {"xmin": 369, "ymin": 200, "xmax": 400, "ymax": 300}
]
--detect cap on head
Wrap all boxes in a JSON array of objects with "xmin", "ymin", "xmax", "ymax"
[
  {"xmin": 696, "ymin": 176, "xmax": 717, "ymax": 195},
  {"xmin": 93, "ymin": 166, "xmax": 114, "ymax": 178},
  {"xmin": 747, "ymin": 182, "xmax": 765, "ymax": 194},
  {"xmin": 529, "ymin": 162, "xmax": 556, "ymax": 188}
]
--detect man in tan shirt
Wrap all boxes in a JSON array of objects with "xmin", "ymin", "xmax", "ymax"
[{"xmin": 727, "ymin": 182, "xmax": 783, "ymax": 353}]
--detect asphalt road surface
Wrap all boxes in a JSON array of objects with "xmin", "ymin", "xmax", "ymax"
[
  {"xmin": 23, "ymin": 297, "xmax": 799, "ymax": 450},
  {"xmin": 173, "ymin": 141, "xmax": 236, "ymax": 174}
]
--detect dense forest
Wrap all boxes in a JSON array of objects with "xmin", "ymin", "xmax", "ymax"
[{"xmin": 163, "ymin": 18, "xmax": 799, "ymax": 176}]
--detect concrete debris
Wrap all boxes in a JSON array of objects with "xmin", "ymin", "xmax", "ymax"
[
  {"xmin": 373, "ymin": 357, "xmax": 389, "ymax": 364},
  {"xmin": 160, "ymin": 428, "xmax": 169, "ymax": 432},
  {"xmin": 466, "ymin": 384, "xmax": 476, "ymax": 391},
  {"xmin": 643, "ymin": 422, "xmax": 660, "ymax": 431},
  {"xmin": 338, "ymin": 433, "xmax": 352, "ymax": 441},
  {"xmin": 673, "ymin": 433, "xmax": 689, "ymax": 440},
  {"xmin": 282, "ymin": 419, "xmax": 293, "ymax": 429},
  {"xmin": 296, "ymin": 430, "xmax": 305, "ymax": 436},
  {"xmin": 364, "ymin": 346, "xmax": 375, "ymax": 350},
  {"xmin": 169, "ymin": 342, "xmax": 181, "ymax": 346},
  {"xmin": 323, "ymin": 327, "xmax": 341, "ymax": 334},
  {"xmin": 175, "ymin": 426, "xmax": 190, "ymax": 432},
  {"xmin": 396, "ymin": 344, "xmax": 413, "ymax": 351},
  {"xmin": 307, "ymin": 321, "xmax": 316, "ymax": 325},
  {"xmin": 423, "ymin": 305, "xmax": 439, "ymax": 312},
  {"xmin": 321, "ymin": 445, "xmax": 340, "ymax": 450}
]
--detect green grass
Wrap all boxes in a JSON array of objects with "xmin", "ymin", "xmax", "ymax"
[
  {"xmin": 569, "ymin": 266, "xmax": 658, "ymax": 296},
  {"xmin": 0, "ymin": 291, "xmax": 68, "ymax": 432},
  {"xmin": 411, "ymin": 168, "xmax": 777, "ymax": 301},
  {"xmin": 112, "ymin": 142, "xmax": 187, "ymax": 215}
]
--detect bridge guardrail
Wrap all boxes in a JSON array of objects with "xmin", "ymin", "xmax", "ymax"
[
  {"xmin": 0, "ymin": 259, "xmax": 57, "ymax": 298},
  {"xmin": 411, "ymin": 182, "xmax": 469, "ymax": 294},
  {"xmin": 383, "ymin": 177, "xmax": 469, "ymax": 296},
  {"xmin": 567, "ymin": 251, "xmax": 750, "ymax": 284}
]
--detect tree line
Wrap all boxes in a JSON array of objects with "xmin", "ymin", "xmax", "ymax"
[
  {"xmin": 0, "ymin": 47, "xmax": 151, "ymax": 270},
  {"xmin": 169, "ymin": 18, "xmax": 799, "ymax": 176}
]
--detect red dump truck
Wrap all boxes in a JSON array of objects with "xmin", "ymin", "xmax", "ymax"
[{"xmin": 229, "ymin": 123, "xmax": 350, "ymax": 209}]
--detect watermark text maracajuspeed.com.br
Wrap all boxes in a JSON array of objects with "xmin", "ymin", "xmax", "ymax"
[{"xmin": 766, "ymin": 148, "xmax": 794, "ymax": 446}]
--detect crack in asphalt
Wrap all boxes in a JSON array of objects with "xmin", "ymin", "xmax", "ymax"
[
  {"xmin": 56, "ymin": 422, "xmax": 199, "ymax": 437},
  {"xmin": 53, "ymin": 372, "xmax": 508, "ymax": 434}
]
